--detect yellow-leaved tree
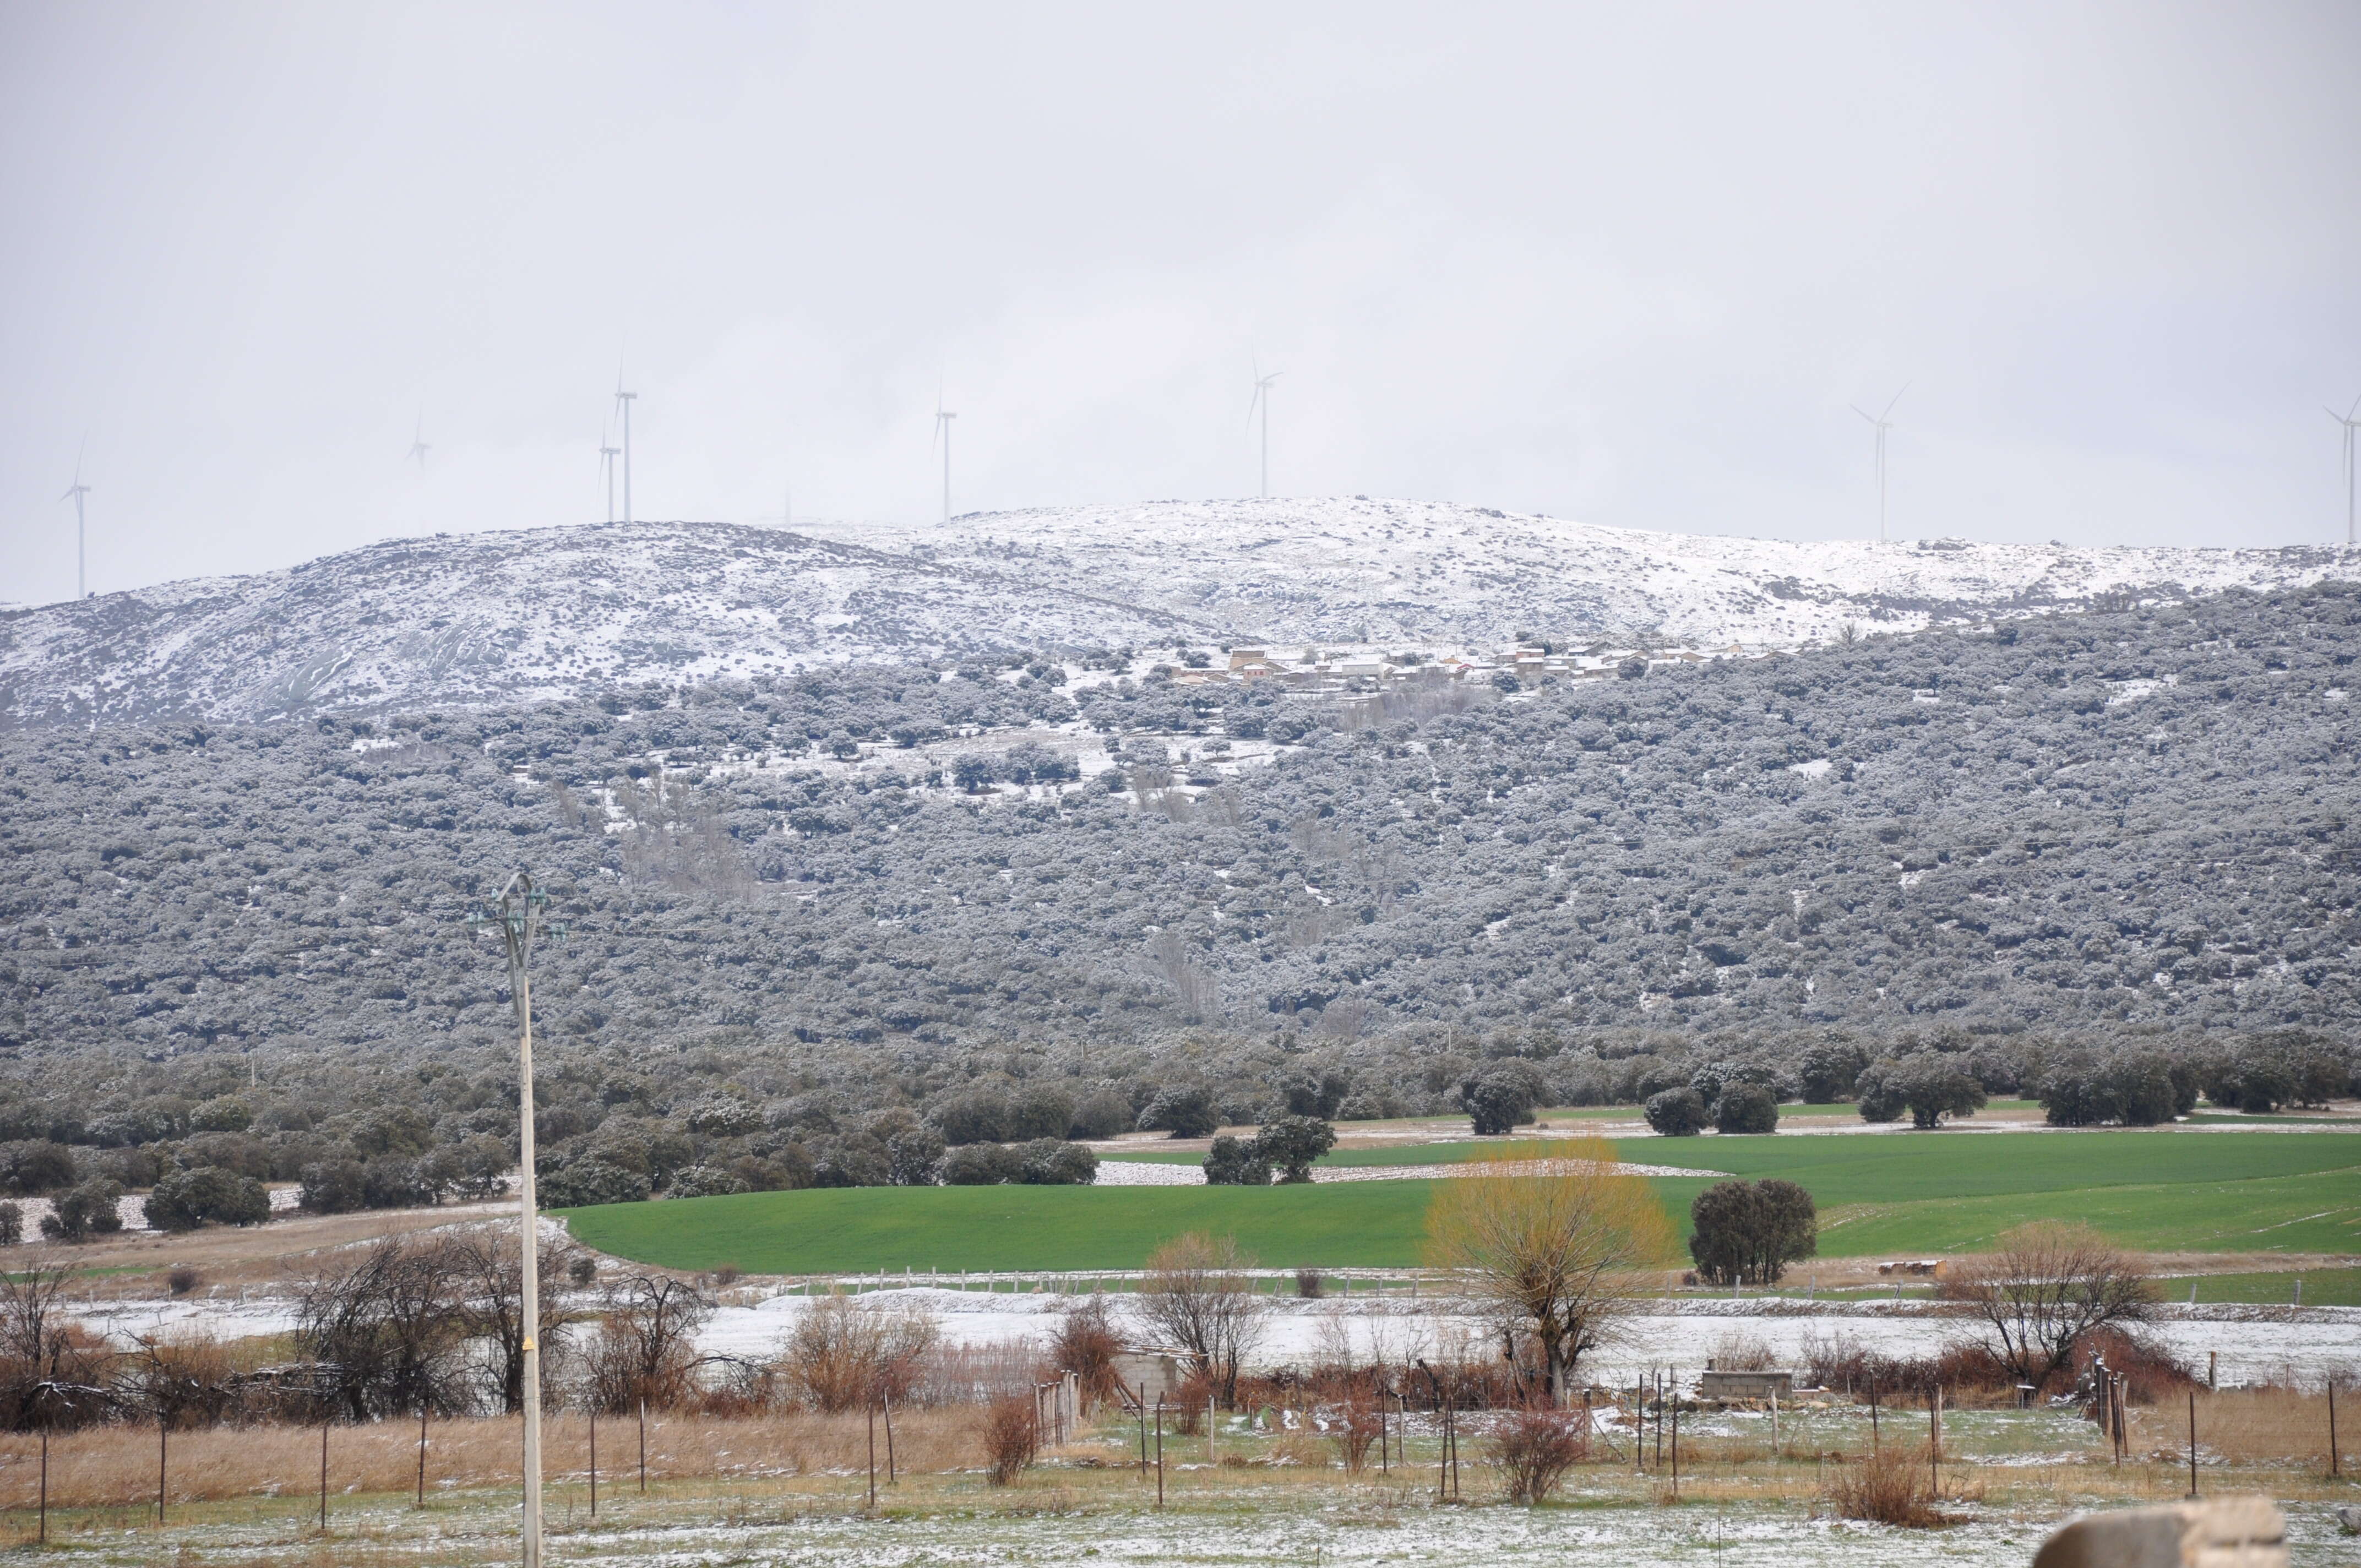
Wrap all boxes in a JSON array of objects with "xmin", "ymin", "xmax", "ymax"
[{"xmin": 1424, "ymin": 1137, "xmax": 1676, "ymax": 1406}]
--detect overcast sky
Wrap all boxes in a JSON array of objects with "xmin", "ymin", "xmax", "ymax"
[{"xmin": 3, "ymin": 2, "xmax": 2357, "ymax": 605}]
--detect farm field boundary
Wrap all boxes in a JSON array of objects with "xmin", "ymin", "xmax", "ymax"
[{"xmin": 565, "ymin": 1131, "xmax": 2361, "ymax": 1273}]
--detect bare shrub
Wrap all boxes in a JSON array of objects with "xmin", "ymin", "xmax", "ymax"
[
  {"xmin": 1704, "ymin": 1330, "xmax": 1777, "ymax": 1371},
  {"xmin": 980, "ymin": 1393, "xmax": 1037, "ymax": 1484},
  {"xmin": 779, "ymin": 1288, "xmax": 939, "ymax": 1412},
  {"xmin": 1138, "ymin": 1233, "xmax": 1266, "ymax": 1408},
  {"xmin": 166, "ymin": 1265, "xmax": 202, "ymax": 1298},
  {"xmin": 1168, "ymin": 1371, "xmax": 1213, "ymax": 1434},
  {"xmin": 1048, "ymin": 1293, "xmax": 1123, "ymax": 1408},
  {"xmin": 584, "ymin": 1274, "xmax": 711, "ymax": 1413},
  {"xmin": 2071, "ymin": 1325, "xmax": 2198, "ymax": 1406},
  {"xmin": 1296, "ymin": 1268, "xmax": 1325, "ymax": 1299},
  {"xmin": 1824, "ymin": 1442, "xmax": 1939, "ymax": 1527},
  {"xmin": 1940, "ymin": 1221, "xmax": 2155, "ymax": 1387},
  {"xmin": 712, "ymin": 1263, "xmax": 742, "ymax": 1287},
  {"xmin": 126, "ymin": 1335, "xmax": 245, "ymax": 1429},
  {"xmin": 686, "ymin": 1354, "xmax": 779, "ymax": 1417},
  {"xmin": 0, "ymin": 1258, "xmax": 115, "ymax": 1430},
  {"xmin": 1801, "ymin": 1326, "xmax": 2019, "ymax": 1402},
  {"xmin": 1326, "ymin": 1399, "xmax": 1381, "ymax": 1474},
  {"xmin": 905, "ymin": 1341, "xmax": 1041, "ymax": 1408},
  {"xmin": 1490, "ymin": 1407, "xmax": 1585, "ymax": 1504}
]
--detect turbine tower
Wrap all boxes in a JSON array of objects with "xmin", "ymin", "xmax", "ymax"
[
  {"xmin": 406, "ymin": 409, "xmax": 430, "ymax": 470},
  {"xmin": 1849, "ymin": 385, "xmax": 1908, "ymax": 543},
  {"xmin": 614, "ymin": 372, "xmax": 637, "ymax": 524},
  {"xmin": 60, "ymin": 450, "xmax": 91, "ymax": 600},
  {"xmin": 2330, "ymin": 395, "xmax": 2360, "ymax": 548},
  {"xmin": 598, "ymin": 429, "xmax": 621, "ymax": 524},
  {"xmin": 1248, "ymin": 361, "xmax": 1282, "ymax": 499},
  {"xmin": 933, "ymin": 395, "xmax": 956, "ymax": 522}
]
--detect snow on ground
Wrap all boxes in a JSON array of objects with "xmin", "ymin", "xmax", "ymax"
[
  {"xmin": 8, "ymin": 1182, "xmax": 304, "ymax": 1238},
  {"xmin": 689, "ymin": 1287, "xmax": 2361, "ymax": 1391},
  {"xmin": 492, "ymin": 1497, "xmax": 2090, "ymax": 1568},
  {"xmin": 67, "ymin": 1275, "xmax": 2360, "ymax": 1392}
]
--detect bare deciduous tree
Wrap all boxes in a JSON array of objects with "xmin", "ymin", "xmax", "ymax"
[
  {"xmin": 1136, "ymin": 1232, "xmax": 1266, "ymax": 1408},
  {"xmin": 1423, "ymin": 1137, "xmax": 1675, "ymax": 1406},
  {"xmin": 585, "ymin": 1274, "xmax": 712, "ymax": 1412},
  {"xmin": 0, "ymin": 1256, "xmax": 111, "ymax": 1430},
  {"xmin": 1940, "ymin": 1219, "xmax": 2156, "ymax": 1387},
  {"xmin": 444, "ymin": 1227, "xmax": 578, "ymax": 1414},
  {"xmin": 294, "ymin": 1238, "xmax": 475, "ymax": 1420}
]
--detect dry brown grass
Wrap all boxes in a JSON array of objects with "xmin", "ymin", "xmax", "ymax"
[
  {"xmin": 0, "ymin": 1407, "xmax": 989, "ymax": 1509},
  {"xmin": 2129, "ymin": 1385, "xmax": 2349, "ymax": 1468}
]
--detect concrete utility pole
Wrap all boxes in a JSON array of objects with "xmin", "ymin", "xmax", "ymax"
[{"xmin": 473, "ymin": 872, "xmax": 565, "ymax": 1568}]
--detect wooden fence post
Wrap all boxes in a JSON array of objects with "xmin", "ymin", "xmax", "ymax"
[
  {"xmin": 318, "ymin": 1420, "xmax": 328, "ymax": 1531},
  {"xmin": 638, "ymin": 1398, "xmax": 647, "ymax": 1493},
  {"xmin": 1930, "ymin": 1386, "xmax": 1942, "ymax": 1497},
  {"xmin": 589, "ymin": 1404, "xmax": 597, "ymax": 1519},
  {"xmin": 2187, "ymin": 1391, "xmax": 2199, "ymax": 1499},
  {"xmin": 417, "ymin": 1404, "xmax": 428, "ymax": 1506},
  {"xmin": 1669, "ymin": 1392, "xmax": 1680, "ymax": 1499}
]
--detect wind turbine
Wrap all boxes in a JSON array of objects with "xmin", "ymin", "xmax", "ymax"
[
  {"xmin": 614, "ymin": 368, "xmax": 637, "ymax": 524},
  {"xmin": 597, "ymin": 422, "xmax": 621, "ymax": 524},
  {"xmin": 1248, "ymin": 360, "xmax": 1282, "ymax": 499},
  {"xmin": 1849, "ymin": 385, "xmax": 1908, "ymax": 543},
  {"xmin": 406, "ymin": 409, "xmax": 431, "ymax": 470},
  {"xmin": 60, "ymin": 447, "xmax": 91, "ymax": 600},
  {"xmin": 932, "ymin": 393, "xmax": 956, "ymax": 522},
  {"xmin": 2329, "ymin": 395, "xmax": 2360, "ymax": 548}
]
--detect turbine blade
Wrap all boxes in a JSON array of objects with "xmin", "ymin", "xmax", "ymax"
[{"xmin": 1882, "ymin": 383, "xmax": 1910, "ymax": 418}]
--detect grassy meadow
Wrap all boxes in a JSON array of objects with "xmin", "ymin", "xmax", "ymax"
[{"xmin": 563, "ymin": 1128, "xmax": 2361, "ymax": 1274}]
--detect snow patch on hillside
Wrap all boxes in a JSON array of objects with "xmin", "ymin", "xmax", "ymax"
[{"xmin": 3, "ymin": 500, "xmax": 2349, "ymax": 726}]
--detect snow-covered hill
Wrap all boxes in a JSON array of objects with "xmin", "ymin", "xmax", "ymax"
[
  {"xmin": 0, "ymin": 522, "xmax": 1218, "ymax": 727},
  {"xmin": 810, "ymin": 498, "xmax": 2357, "ymax": 649},
  {"xmin": 2, "ymin": 500, "xmax": 2351, "ymax": 725}
]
